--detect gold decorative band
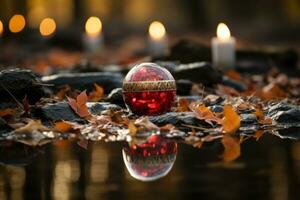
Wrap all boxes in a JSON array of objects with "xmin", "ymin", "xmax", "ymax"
[{"xmin": 123, "ymin": 80, "xmax": 176, "ymax": 92}]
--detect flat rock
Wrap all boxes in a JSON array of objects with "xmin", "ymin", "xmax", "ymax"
[
  {"xmin": 267, "ymin": 103, "xmax": 300, "ymax": 124},
  {"xmin": 174, "ymin": 62, "xmax": 222, "ymax": 85},
  {"xmin": 106, "ymin": 88, "xmax": 125, "ymax": 107},
  {"xmin": 221, "ymin": 76, "xmax": 247, "ymax": 92},
  {"xmin": 34, "ymin": 101, "xmax": 122, "ymax": 122},
  {"xmin": 176, "ymin": 79, "xmax": 193, "ymax": 95},
  {"xmin": 149, "ymin": 112, "xmax": 207, "ymax": 130},
  {"xmin": 41, "ymin": 72, "xmax": 123, "ymax": 94},
  {"xmin": 0, "ymin": 68, "xmax": 45, "ymax": 104}
]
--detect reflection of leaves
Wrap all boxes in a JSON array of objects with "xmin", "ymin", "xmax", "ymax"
[
  {"xmin": 222, "ymin": 105, "xmax": 240, "ymax": 134},
  {"xmin": 12, "ymin": 120, "xmax": 56, "ymax": 146},
  {"xmin": 67, "ymin": 90, "xmax": 91, "ymax": 118},
  {"xmin": 221, "ymin": 135, "xmax": 241, "ymax": 162},
  {"xmin": 128, "ymin": 121, "xmax": 138, "ymax": 136},
  {"xmin": 88, "ymin": 83, "xmax": 104, "ymax": 102},
  {"xmin": 190, "ymin": 102, "xmax": 221, "ymax": 126}
]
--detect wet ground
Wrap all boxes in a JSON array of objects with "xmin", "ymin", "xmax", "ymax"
[{"xmin": 1, "ymin": 133, "xmax": 300, "ymax": 200}]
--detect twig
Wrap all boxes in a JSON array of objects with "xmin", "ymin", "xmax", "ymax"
[{"xmin": 0, "ymin": 84, "xmax": 24, "ymax": 109}]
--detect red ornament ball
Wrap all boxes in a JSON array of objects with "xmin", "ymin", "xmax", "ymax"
[{"xmin": 123, "ymin": 63, "xmax": 176, "ymax": 115}]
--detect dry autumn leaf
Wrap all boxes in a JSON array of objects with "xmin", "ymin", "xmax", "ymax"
[
  {"xmin": 128, "ymin": 121, "xmax": 138, "ymax": 136},
  {"xmin": 254, "ymin": 108, "xmax": 273, "ymax": 125},
  {"xmin": 222, "ymin": 104, "xmax": 241, "ymax": 134},
  {"xmin": 254, "ymin": 130, "xmax": 264, "ymax": 141},
  {"xmin": 190, "ymin": 102, "xmax": 221, "ymax": 126},
  {"xmin": 176, "ymin": 98, "xmax": 190, "ymax": 112},
  {"xmin": 54, "ymin": 121, "xmax": 74, "ymax": 133},
  {"xmin": 88, "ymin": 83, "xmax": 104, "ymax": 102},
  {"xmin": 221, "ymin": 135, "xmax": 241, "ymax": 162},
  {"xmin": 0, "ymin": 108, "xmax": 15, "ymax": 117},
  {"xmin": 67, "ymin": 90, "xmax": 91, "ymax": 118}
]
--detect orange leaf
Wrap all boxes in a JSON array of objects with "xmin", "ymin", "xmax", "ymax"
[
  {"xmin": 226, "ymin": 70, "xmax": 241, "ymax": 81},
  {"xmin": 0, "ymin": 108, "xmax": 15, "ymax": 117},
  {"xmin": 254, "ymin": 130, "xmax": 264, "ymax": 141},
  {"xmin": 222, "ymin": 105, "xmax": 240, "ymax": 134},
  {"xmin": 128, "ymin": 121, "xmax": 138, "ymax": 136},
  {"xmin": 54, "ymin": 121, "xmax": 73, "ymax": 133},
  {"xmin": 221, "ymin": 135, "xmax": 241, "ymax": 162},
  {"xmin": 88, "ymin": 83, "xmax": 104, "ymax": 102},
  {"xmin": 261, "ymin": 83, "xmax": 287, "ymax": 100},
  {"xmin": 67, "ymin": 90, "xmax": 90, "ymax": 118},
  {"xmin": 176, "ymin": 98, "xmax": 190, "ymax": 112},
  {"xmin": 190, "ymin": 103, "xmax": 221, "ymax": 125},
  {"xmin": 254, "ymin": 108, "xmax": 273, "ymax": 125}
]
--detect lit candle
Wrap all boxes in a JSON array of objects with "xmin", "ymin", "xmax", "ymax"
[
  {"xmin": 148, "ymin": 21, "xmax": 168, "ymax": 56},
  {"xmin": 212, "ymin": 23, "xmax": 236, "ymax": 70},
  {"xmin": 83, "ymin": 16, "xmax": 103, "ymax": 53},
  {"xmin": 9, "ymin": 14, "xmax": 26, "ymax": 33},
  {"xmin": 0, "ymin": 20, "xmax": 3, "ymax": 42}
]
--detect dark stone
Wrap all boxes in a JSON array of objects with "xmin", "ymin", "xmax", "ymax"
[
  {"xmin": 0, "ymin": 68, "xmax": 45, "ymax": 104},
  {"xmin": 174, "ymin": 62, "xmax": 222, "ymax": 85},
  {"xmin": 41, "ymin": 72, "xmax": 123, "ymax": 94},
  {"xmin": 275, "ymin": 127, "xmax": 300, "ymax": 140},
  {"xmin": 33, "ymin": 101, "xmax": 122, "ymax": 123},
  {"xmin": 149, "ymin": 112, "xmax": 206, "ymax": 129},
  {"xmin": 87, "ymin": 102, "xmax": 122, "ymax": 115},
  {"xmin": 0, "ymin": 118, "xmax": 13, "ymax": 137},
  {"xmin": 267, "ymin": 103, "xmax": 300, "ymax": 124},
  {"xmin": 167, "ymin": 39, "xmax": 211, "ymax": 63},
  {"xmin": 240, "ymin": 114, "xmax": 258, "ymax": 126},
  {"xmin": 270, "ymin": 106, "xmax": 300, "ymax": 124},
  {"xmin": 176, "ymin": 79, "xmax": 193, "ymax": 95},
  {"xmin": 106, "ymin": 88, "xmax": 125, "ymax": 107},
  {"xmin": 221, "ymin": 76, "xmax": 247, "ymax": 92}
]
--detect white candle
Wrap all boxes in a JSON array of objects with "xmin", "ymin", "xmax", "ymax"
[
  {"xmin": 148, "ymin": 21, "xmax": 168, "ymax": 56},
  {"xmin": 83, "ymin": 16, "xmax": 103, "ymax": 53},
  {"xmin": 212, "ymin": 23, "xmax": 236, "ymax": 70}
]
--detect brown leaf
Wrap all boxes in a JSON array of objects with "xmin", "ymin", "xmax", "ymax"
[
  {"xmin": 222, "ymin": 105, "xmax": 241, "ymax": 134},
  {"xmin": 221, "ymin": 135, "xmax": 241, "ymax": 162},
  {"xmin": 67, "ymin": 90, "xmax": 91, "ymax": 118},
  {"xmin": 254, "ymin": 108, "xmax": 273, "ymax": 125},
  {"xmin": 254, "ymin": 130, "xmax": 264, "ymax": 141},
  {"xmin": 262, "ymin": 82, "xmax": 287, "ymax": 100},
  {"xmin": 226, "ymin": 70, "xmax": 241, "ymax": 81},
  {"xmin": 54, "ymin": 121, "xmax": 73, "ymax": 133},
  {"xmin": 128, "ymin": 121, "xmax": 138, "ymax": 136},
  {"xmin": 190, "ymin": 102, "xmax": 221, "ymax": 126},
  {"xmin": 216, "ymin": 84, "xmax": 240, "ymax": 96},
  {"xmin": 77, "ymin": 139, "xmax": 88, "ymax": 149},
  {"xmin": 176, "ymin": 98, "xmax": 190, "ymax": 112},
  {"xmin": 55, "ymin": 85, "xmax": 71, "ymax": 100},
  {"xmin": 0, "ymin": 108, "xmax": 15, "ymax": 117},
  {"xmin": 88, "ymin": 83, "xmax": 104, "ymax": 102}
]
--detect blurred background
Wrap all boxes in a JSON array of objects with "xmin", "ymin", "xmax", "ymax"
[{"xmin": 0, "ymin": 0, "xmax": 300, "ymax": 45}]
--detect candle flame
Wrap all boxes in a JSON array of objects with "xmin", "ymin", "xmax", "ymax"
[
  {"xmin": 9, "ymin": 14, "xmax": 26, "ymax": 33},
  {"xmin": 217, "ymin": 23, "xmax": 231, "ymax": 40},
  {"xmin": 0, "ymin": 20, "xmax": 3, "ymax": 35},
  {"xmin": 39, "ymin": 18, "xmax": 56, "ymax": 36},
  {"xmin": 85, "ymin": 16, "xmax": 102, "ymax": 37},
  {"xmin": 149, "ymin": 21, "xmax": 166, "ymax": 40}
]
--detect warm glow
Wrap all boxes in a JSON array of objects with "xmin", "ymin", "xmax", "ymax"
[
  {"xmin": 217, "ymin": 23, "xmax": 231, "ymax": 40},
  {"xmin": 39, "ymin": 18, "xmax": 56, "ymax": 36},
  {"xmin": 9, "ymin": 15, "xmax": 26, "ymax": 33},
  {"xmin": 149, "ymin": 21, "xmax": 166, "ymax": 40},
  {"xmin": 0, "ymin": 20, "xmax": 3, "ymax": 35},
  {"xmin": 85, "ymin": 16, "xmax": 102, "ymax": 36}
]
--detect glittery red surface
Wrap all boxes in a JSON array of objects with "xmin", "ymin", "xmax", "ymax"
[
  {"xmin": 126, "ymin": 135, "xmax": 177, "ymax": 157},
  {"xmin": 123, "ymin": 63, "xmax": 176, "ymax": 115}
]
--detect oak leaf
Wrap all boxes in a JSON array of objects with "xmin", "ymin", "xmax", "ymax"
[{"xmin": 67, "ymin": 90, "xmax": 91, "ymax": 118}]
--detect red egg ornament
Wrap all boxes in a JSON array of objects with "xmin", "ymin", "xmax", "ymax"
[{"xmin": 123, "ymin": 63, "xmax": 176, "ymax": 115}]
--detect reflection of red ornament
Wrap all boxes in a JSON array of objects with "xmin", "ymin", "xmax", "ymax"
[
  {"xmin": 123, "ymin": 63, "xmax": 176, "ymax": 115},
  {"xmin": 123, "ymin": 135, "xmax": 177, "ymax": 181}
]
